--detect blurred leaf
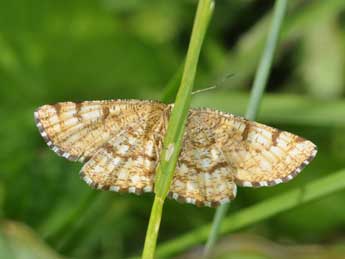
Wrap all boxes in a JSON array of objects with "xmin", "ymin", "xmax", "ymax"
[
  {"xmin": 0, "ymin": 221, "xmax": 65, "ymax": 259},
  {"xmin": 126, "ymin": 2, "xmax": 184, "ymax": 44},
  {"xmin": 38, "ymin": 190, "xmax": 97, "ymax": 240},
  {"xmin": 0, "ymin": 34, "xmax": 21, "ymax": 75},
  {"xmin": 216, "ymin": 0, "xmax": 345, "ymax": 90},
  {"xmin": 299, "ymin": 15, "xmax": 344, "ymax": 99}
]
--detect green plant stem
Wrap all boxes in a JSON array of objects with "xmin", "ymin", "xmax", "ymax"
[
  {"xmin": 154, "ymin": 0, "xmax": 214, "ymax": 199},
  {"xmin": 155, "ymin": 168, "xmax": 345, "ymax": 258},
  {"xmin": 204, "ymin": 0, "xmax": 288, "ymax": 257},
  {"xmin": 141, "ymin": 1, "xmax": 214, "ymax": 258},
  {"xmin": 141, "ymin": 196, "xmax": 164, "ymax": 259},
  {"xmin": 245, "ymin": 0, "xmax": 288, "ymax": 121},
  {"xmin": 202, "ymin": 203, "xmax": 227, "ymax": 256}
]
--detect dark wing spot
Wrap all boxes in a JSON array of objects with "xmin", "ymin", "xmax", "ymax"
[
  {"xmin": 53, "ymin": 103, "xmax": 62, "ymax": 116},
  {"xmin": 271, "ymin": 129, "xmax": 282, "ymax": 146},
  {"xmin": 295, "ymin": 135, "xmax": 306, "ymax": 143},
  {"xmin": 102, "ymin": 106, "xmax": 110, "ymax": 120},
  {"xmin": 75, "ymin": 102, "xmax": 83, "ymax": 120},
  {"xmin": 241, "ymin": 122, "xmax": 250, "ymax": 141}
]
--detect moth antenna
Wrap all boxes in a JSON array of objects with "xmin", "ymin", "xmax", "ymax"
[
  {"xmin": 192, "ymin": 73, "xmax": 235, "ymax": 95},
  {"xmin": 192, "ymin": 85, "xmax": 217, "ymax": 95}
]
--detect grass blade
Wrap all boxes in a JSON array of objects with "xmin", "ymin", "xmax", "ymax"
[
  {"xmin": 245, "ymin": 0, "xmax": 288, "ymax": 121},
  {"xmin": 161, "ymin": 62, "xmax": 184, "ymax": 104}
]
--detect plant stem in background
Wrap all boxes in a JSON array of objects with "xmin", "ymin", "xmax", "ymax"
[
  {"xmin": 245, "ymin": 0, "xmax": 288, "ymax": 121},
  {"xmin": 141, "ymin": 1, "xmax": 214, "ymax": 258},
  {"xmin": 204, "ymin": 0, "xmax": 288, "ymax": 257}
]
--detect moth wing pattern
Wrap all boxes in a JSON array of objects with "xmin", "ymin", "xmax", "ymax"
[
  {"xmin": 34, "ymin": 100, "xmax": 167, "ymax": 162},
  {"xmin": 79, "ymin": 128, "xmax": 161, "ymax": 194},
  {"xmin": 191, "ymin": 109, "xmax": 317, "ymax": 188},
  {"xmin": 170, "ymin": 110, "xmax": 238, "ymax": 207},
  {"xmin": 35, "ymin": 100, "xmax": 317, "ymax": 208}
]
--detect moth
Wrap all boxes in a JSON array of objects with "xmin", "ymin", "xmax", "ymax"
[{"xmin": 34, "ymin": 100, "xmax": 317, "ymax": 207}]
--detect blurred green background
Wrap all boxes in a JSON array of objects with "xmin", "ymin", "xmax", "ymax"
[{"xmin": 1, "ymin": 0, "xmax": 345, "ymax": 258}]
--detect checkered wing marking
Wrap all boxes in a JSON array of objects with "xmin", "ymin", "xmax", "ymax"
[
  {"xmin": 79, "ymin": 101, "xmax": 168, "ymax": 194},
  {"xmin": 80, "ymin": 131, "xmax": 160, "ymax": 194},
  {"xmin": 169, "ymin": 110, "xmax": 237, "ymax": 207},
  {"xmin": 34, "ymin": 100, "xmax": 167, "ymax": 162},
  {"xmin": 190, "ymin": 109, "xmax": 317, "ymax": 188}
]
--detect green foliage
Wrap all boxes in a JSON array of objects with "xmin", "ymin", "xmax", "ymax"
[
  {"xmin": 0, "ymin": 0, "xmax": 345, "ymax": 258},
  {"xmin": 0, "ymin": 221, "xmax": 65, "ymax": 259}
]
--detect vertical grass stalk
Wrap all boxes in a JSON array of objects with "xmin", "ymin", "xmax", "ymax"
[
  {"xmin": 203, "ymin": 0, "xmax": 288, "ymax": 257},
  {"xmin": 141, "ymin": 1, "xmax": 214, "ymax": 258}
]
